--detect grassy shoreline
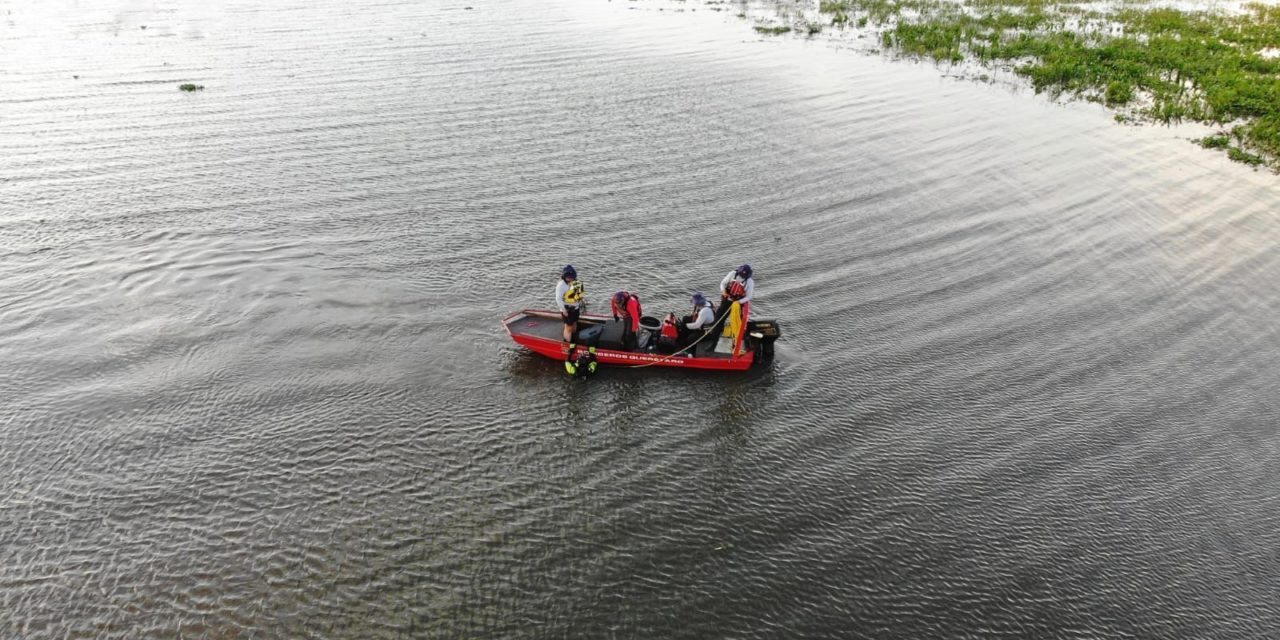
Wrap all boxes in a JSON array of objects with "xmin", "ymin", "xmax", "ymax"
[{"xmin": 750, "ymin": 0, "xmax": 1280, "ymax": 170}]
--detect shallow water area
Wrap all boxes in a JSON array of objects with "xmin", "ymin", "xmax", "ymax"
[{"xmin": 2, "ymin": 0, "xmax": 1280, "ymax": 637}]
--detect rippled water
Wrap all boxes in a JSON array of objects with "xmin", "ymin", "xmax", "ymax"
[{"xmin": 3, "ymin": 0, "xmax": 1280, "ymax": 637}]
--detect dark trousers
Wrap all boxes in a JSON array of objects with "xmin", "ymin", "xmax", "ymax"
[
  {"xmin": 715, "ymin": 296, "xmax": 734, "ymax": 326},
  {"xmin": 678, "ymin": 321, "xmax": 710, "ymax": 354},
  {"xmin": 656, "ymin": 335, "xmax": 677, "ymax": 354}
]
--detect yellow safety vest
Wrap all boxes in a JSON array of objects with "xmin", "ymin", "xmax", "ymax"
[{"xmin": 563, "ymin": 281, "xmax": 585, "ymax": 305}]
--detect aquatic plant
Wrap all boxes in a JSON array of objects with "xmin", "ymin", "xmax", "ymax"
[
  {"xmin": 804, "ymin": 0, "xmax": 1280, "ymax": 169},
  {"xmin": 1228, "ymin": 147, "xmax": 1265, "ymax": 166},
  {"xmin": 1198, "ymin": 134, "xmax": 1231, "ymax": 150},
  {"xmin": 178, "ymin": 83, "xmax": 204, "ymax": 92},
  {"xmin": 754, "ymin": 25, "xmax": 792, "ymax": 35},
  {"xmin": 1104, "ymin": 81, "xmax": 1133, "ymax": 107}
]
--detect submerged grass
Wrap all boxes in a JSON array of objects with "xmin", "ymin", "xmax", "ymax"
[
  {"xmin": 1198, "ymin": 134, "xmax": 1231, "ymax": 150},
  {"xmin": 810, "ymin": 0, "xmax": 1280, "ymax": 169},
  {"xmin": 754, "ymin": 24, "xmax": 793, "ymax": 35},
  {"xmin": 1229, "ymin": 146, "xmax": 1266, "ymax": 166}
]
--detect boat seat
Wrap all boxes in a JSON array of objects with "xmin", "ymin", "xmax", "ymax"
[
  {"xmin": 577, "ymin": 323, "xmax": 605, "ymax": 346},
  {"xmin": 689, "ymin": 336, "xmax": 715, "ymax": 358},
  {"xmin": 596, "ymin": 318, "xmax": 630, "ymax": 350}
]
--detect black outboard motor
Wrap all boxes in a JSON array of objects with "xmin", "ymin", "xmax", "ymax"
[{"xmin": 747, "ymin": 319, "xmax": 782, "ymax": 363}]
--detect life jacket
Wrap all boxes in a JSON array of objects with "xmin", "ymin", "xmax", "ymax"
[
  {"xmin": 726, "ymin": 279, "xmax": 747, "ymax": 301},
  {"xmin": 660, "ymin": 317, "xmax": 679, "ymax": 339},
  {"xmin": 563, "ymin": 280, "xmax": 585, "ymax": 306},
  {"xmin": 613, "ymin": 293, "xmax": 642, "ymax": 318}
]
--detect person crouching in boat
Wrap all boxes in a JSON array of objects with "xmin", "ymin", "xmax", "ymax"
[
  {"xmin": 611, "ymin": 290, "xmax": 643, "ymax": 350},
  {"xmin": 680, "ymin": 293, "xmax": 717, "ymax": 351},
  {"xmin": 556, "ymin": 264, "xmax": 585, "ymax": 342}
]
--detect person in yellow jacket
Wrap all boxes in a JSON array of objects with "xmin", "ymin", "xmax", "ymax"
[
  {"xmin": 564, "ymin": 345, "xmax": 598, "ymax": 377},
  {"xmin": 555, "ymin": 264, "xmax": 585, "ymax": 342}
]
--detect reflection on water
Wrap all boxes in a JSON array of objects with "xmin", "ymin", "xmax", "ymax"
[{"xmin": 2, "ymin": 0, "xmax": 1279, "ymax": 637}]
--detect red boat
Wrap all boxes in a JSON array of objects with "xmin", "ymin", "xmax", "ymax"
[{"xmin": 502, "ymin": 309, "xmax": 781, "ymax": 371}]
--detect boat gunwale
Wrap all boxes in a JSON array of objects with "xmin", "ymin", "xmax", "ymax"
[{"xmin": 502, "ymin": 308, "xmax": 755, "ymax": 371}]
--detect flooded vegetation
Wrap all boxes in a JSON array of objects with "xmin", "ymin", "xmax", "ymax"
[
  {"xmin": 178, "ymin": 83, "xmax": 204, "ymax": 92},
  {"xmin": 746, "ymin": 0, "xmax": 1280, "ymax": 170}
]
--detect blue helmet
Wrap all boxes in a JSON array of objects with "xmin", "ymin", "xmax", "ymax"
[
  {"xmin": 736, "ymin": 264, "xmax": 753, "ymax": 279},
  {"xmin": 692, "ymin": 292, "xmax": 707, "ymax": 306},
  {"xmin": 561, "ymin": 264, "xmax": 577, "ymax": 279}
]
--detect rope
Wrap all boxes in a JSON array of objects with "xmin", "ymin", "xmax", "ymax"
[{"xmin": 622, "ymin": 307, "xmax": 733, "ymax": 369}]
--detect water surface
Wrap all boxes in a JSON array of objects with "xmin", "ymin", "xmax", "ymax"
[{"xmin": 3, "ymin": 0, "xmax": 1279, "ymax": 637}]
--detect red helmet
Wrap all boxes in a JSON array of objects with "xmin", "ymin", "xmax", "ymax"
[{"xmin": 726, "ymin": 280, "xmax": 746, "ymax": 300}]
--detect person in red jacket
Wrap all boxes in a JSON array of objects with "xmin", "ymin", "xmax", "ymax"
[{"xmin": 611, "ymin": 290, "xmax": 643, "ymax": 350}]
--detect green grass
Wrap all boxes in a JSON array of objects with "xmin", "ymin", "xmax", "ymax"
[
  {"xmin": 1199, "ymin": 134, "xmax": 1231, "ymax": 150},
  {"xmin": 1228, "ymin": 147, "xmax": 1265, "ymax": 166},
  {"xmin": 807, "ymin": 0, "xmax": 1280, "ymax": 170},
  {"xmin": 1105, "ymin": 81, "xmax": 1133, "ymax": 106},
  {"xmin": 754, "ymin": 25, "xmax": 792, "ymax": 35},
  {"xmin": 178, "ymin": 83, "xmax": 204, "ymax": 92}
]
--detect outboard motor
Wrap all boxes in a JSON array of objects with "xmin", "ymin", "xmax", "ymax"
[{"xmin": 747, "ymin": 319, "xmax": 782, "ymax": 363}]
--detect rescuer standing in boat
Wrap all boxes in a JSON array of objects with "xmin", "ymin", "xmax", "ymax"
[
  {"xmin": 716, "ymin": 264, "xmax": 754, "ymax": 326},
  {"xmin": 611, "ymin": 290, "xmax": 643, "ymax": 350},
  {"xmin": 556, "ymin": 264, "xmax": 585, "ymax": 342}
]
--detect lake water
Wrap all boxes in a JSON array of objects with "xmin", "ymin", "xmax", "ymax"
[{"xmin": 3, "ymin": 0, "xmax": 1279, "ymax": 636}]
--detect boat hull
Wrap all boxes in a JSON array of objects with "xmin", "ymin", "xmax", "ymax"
[{"xmin": 503, "ymin": 309, "xmax": 757, "ymax": 371}]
